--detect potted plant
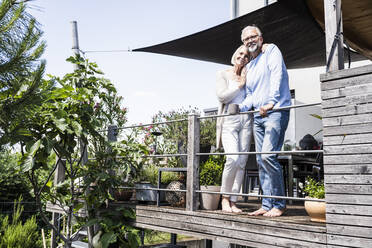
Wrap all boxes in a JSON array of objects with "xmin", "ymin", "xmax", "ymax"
[
  {"xmin": 199, "ymin": 156, "xmax": 224, "ymax": 210},
  {"xmin": 303, "ymin": 177, "xmax": 326, "ymax": 222},
  {"xmin": 135, "ymin": 164, "xmax": 168, "ymax": 203}
]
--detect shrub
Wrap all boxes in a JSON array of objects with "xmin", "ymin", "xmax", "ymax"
[
  {"xmin": 199, "ymin": 156, "xmax": 224, "ymax": 186},
  {"xmin": 0, "ymin": 199, "xmax": 42, "ymax": 248},
  {"xmin": 303, "ymin": 177, "xmax": 325, "ymax": 199}
]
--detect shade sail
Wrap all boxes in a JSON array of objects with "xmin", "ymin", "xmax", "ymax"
[{"xmin": 133, "ymin": 0, "xmax": 367, "ymax": 69}]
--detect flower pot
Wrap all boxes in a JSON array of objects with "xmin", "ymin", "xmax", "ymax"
[
  {"xmin": 200, "ymin": 185, "xmax": 221, "ymax": 210},
  {"xmin": 135, "ymin": 182, "xmax": 165, "ymax": 202},
  {"xmin": 114, "ymin": 189, "xmax": 133, "ymax": 201},
  {"xmin": 304, "ymin": 197, "xmax": 326, "ymax": 223}
]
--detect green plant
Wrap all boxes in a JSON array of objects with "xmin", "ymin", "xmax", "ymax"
[
  {"xmin": 11, "ymin": 56, "xmax": 147, "ymax": 247},
  {"xmin": 0, "ymin": 198, "xmax": 42, "ymax": 248},
  {"xmin": 137, "ymin": 164, "xmax": 158, "ymax": 185},
  {"xmin": 199, "ymin": 156, "xmax": 224, "ymax": 186},
  {"xmin": 303, "ymin": 177, "xmax": 325, "ymax": 199},
  {"xmin": 161, "ymin": 171, "xmax": 182, "ymax": 185},
  {"xmin": 150, "ymin": 107, "xmax": 217, "ymax": 168},
  {"xmin": 87, "ymin": 206, "xmax": 141, "ymax": 248},
  {"xmin": 0, "ymin": 0, "xmax": 47, "ymax": 147}
]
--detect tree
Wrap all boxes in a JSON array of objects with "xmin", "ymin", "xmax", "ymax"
[
  {"xmin": 0, "ymin": 0, "xmax": 47, "ymax": 146},
  {"xmin": 19, "ymin": 56, "xmax": 147, "ymax": 248}
]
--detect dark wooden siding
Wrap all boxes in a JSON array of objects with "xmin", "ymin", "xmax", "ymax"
[{"xmin": 321, "ymin": 64, "xmax": 372, "ymax": 248}]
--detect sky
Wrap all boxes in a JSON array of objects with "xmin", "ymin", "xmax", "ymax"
[
  {"xmin": 28, "ymin": 0, "xmax": 371, "ymax": 127},
  {"xmin": 28, "ymin": 0, "xmax": 232, "ymax": 125}
]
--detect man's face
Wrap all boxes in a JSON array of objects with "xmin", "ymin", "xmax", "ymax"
[{"xmin": 242, "ymin": 29, "xmax": 263, "ymax": 53}]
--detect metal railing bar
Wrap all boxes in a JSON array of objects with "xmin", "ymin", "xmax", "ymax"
[
  {"xmin": 118, "ymin": 186, "xmax": 186, "ymax": 193},
  {"xmin": 88, "ymin": 150, "xmax": 322, "ymax": 161},
  {"xmin": 196, "ymin": 190, "xmax": 325, "ymax": 202},
  {"xmin": 117, "ymin": 186, "xmax": 322, "ymax": 202},
  {"xmin": 197, "ymin": 150, "xmax": 323, "ymax": 156},
  {"xmin": 198, "ymin": 102, "xmax": 321, "ymax": 120},
  {"xmin": 143, "ymin": 153, "xmax": 188, "ymax": 158},
  {"xmin": 116, "ymin": 118, "xmax": 188, "ymax": 131}
]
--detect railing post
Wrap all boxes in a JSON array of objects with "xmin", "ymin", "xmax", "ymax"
[
  {"xmin": 186, "ymin": 113, "xmax": 200, "ymax": 211},
  {"xmin": 51, "ymin": 159, "xmax": 65, "ymax": 248},
  {"xmin": 107, "ymin": 125, "xmax": 118, "ymax": 198},
  {"xmin": 107, "ymin": 125, "xmax": 118, "ymax": 143}
]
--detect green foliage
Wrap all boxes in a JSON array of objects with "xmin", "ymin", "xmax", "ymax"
[
  {"xmin": 136, "ymin": 163, "xmax": 180, "ymax": 185},
  {"xmin": 0, "ymin": 198, "xmax": 42, "ymax": 248},
  {"xmin": 0, "ymin": 0, "xmax": 47, "ymax": 146},
  {"xmin": 161, "ymin": 171, "xmax": 182, "ymax": 185},
  {"xmin": 303, "ymin": 177, "xmax": 325, "ymax": 199},
  {"xmin": 150, "ymin": 107, "xmax": 216, "ymax": 168},
  {"xmin": 8, "ymin": 55, "xmax": 147, "ymax": 246},
  {"xmin": 199, "ymin": 156, "xmax": 224, "ymax": 186},
  {"xmin": 0, "ymin": 148, "xmax": 33, "ymax": 202},
  {"xmin": 87, "ymin": 206, "xmax": 141, "ymax": 248}
]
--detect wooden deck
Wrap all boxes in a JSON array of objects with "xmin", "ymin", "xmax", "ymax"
[{"xmin": 132, "ymin": 201, "xmax": 327, "ymax": 248}]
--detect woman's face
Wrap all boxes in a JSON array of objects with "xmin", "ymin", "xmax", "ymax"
[{"xmin": 234, "ymin": 47, "xmax": 249, "ymax": 66}]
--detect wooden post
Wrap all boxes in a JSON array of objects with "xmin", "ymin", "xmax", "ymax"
[
  {"xmin": 107, "ymin": 125, "xmax": 118, "ymax": 199},
  {"xmin": 186, "ymin": 113, "xmax": 200, "ymax": 211},
  {"xmin": 51, "ymin": 160, "xmax": 65, "ymax": 248},
  {"xmin": 324, "ymin": 0, "xmax": 344, "ymax": 72}
]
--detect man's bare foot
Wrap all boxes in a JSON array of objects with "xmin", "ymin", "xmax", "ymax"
[
  {"xmin": 221, "ymin": 197, "xmax": 232, "ymax": 212},
  {"xmin": 248, "ymin": 208, "xmax": 267, "ymax": 216},
  {"xmin": 231, "ymin": 203, "xmax": 242, "ymax": 213},
  {"xmin": 263, "ymin": 208, "xmax": 286, "ymax": 217}
]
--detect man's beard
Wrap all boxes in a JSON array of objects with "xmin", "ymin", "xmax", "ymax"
[{"xmin": 248, "ymin": 41, "xmax": 262, "ymax": 53}]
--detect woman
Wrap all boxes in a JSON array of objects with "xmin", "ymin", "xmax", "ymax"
[{"xmin": 216, "ymin": 45, "xmax": 253, "ymax": 213}]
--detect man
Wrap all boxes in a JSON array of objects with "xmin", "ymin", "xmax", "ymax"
[{"xmin": 239, "ymin": 25, "xmax": 291, "ymax": 217}]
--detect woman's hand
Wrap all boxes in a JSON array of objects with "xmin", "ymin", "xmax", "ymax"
[
  {"xmin": 262, "ymin": 43, "xmax": 271, "ymax": 53},
  {"xmin": 238, "ymin": 67, "xmax": 247, "ymax": 88},
  {"xmin": 232, "ymin": 67, "xmax": 246, "ymax": 89}
]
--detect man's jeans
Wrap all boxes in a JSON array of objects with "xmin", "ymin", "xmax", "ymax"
[
  {"xmin": 221, "ymin": 114, "xmax": 253, "ymax": 202},
  {"xmin": 254, "ymin": 110, "xmax": 289, "ymax": 210}
]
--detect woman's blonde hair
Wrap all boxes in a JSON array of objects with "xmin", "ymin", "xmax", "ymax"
[{"xmin": 231, "ymin": 45, "xmax": 248, "ymax": 65}]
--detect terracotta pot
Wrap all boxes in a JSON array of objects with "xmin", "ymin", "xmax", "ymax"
[
  {"xmin": 200, "ymin": 185, "xmax": 221, "ymax": 210},
  {"xmin": 114, "ymin": 189, "xmax": 133, "ymax": 201},
  {"xmin": 304, "ymin": 197, "xmax": 326, "ymax": 223}
]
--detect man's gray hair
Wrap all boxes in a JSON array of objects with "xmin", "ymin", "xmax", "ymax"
[{"xmin": 241, "ymin": 25, "xmax": 263, "ymax": 41}]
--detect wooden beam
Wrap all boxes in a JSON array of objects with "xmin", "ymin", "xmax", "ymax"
[
  {"xmin": 186, "ymin": 113, "xmax": 200, "ymax": 211},
  {"xmin": 324, "ymin": 0, "xmax": 344, "ymax": 72}
]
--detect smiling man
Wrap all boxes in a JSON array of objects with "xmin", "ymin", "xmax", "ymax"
[{"xmin": 239, "ymin": 25, "xmax": 291, "ymax": 217}]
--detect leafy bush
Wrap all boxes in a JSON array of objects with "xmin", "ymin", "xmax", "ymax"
[
  {"xmin": 150, "ymin": 107, "xmax": 216, "ymax": 168},
  {"xmin": 0, "ymin": 199, "xmax": 42, "ymax": 248},
  {"xmin": 303, "ymin": 177, "xmax": 325, "ymax": 199},
  {"xmin": 199, "ymin": 156, "xmax": 224, "ymax": 186}
]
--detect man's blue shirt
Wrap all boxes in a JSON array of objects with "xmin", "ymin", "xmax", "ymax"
[{"xmin": 239, "ymin": 44, "xmax": 291, "ymax": 114}]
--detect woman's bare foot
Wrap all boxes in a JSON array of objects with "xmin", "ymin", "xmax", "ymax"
[
  {"xmin": 230, "ymin": 203, "xmax": 242, "ymax": 213},
  {"xmin": 221, "ymin": 197, "xmax": 232, "ymax": 212},
  {"xmin": 248, "ymin": 208, "xmax": 268, "ymax": 216},
  {"xmin": 263, "ymin": 208, "xmax": 286, "ymax": 217}
]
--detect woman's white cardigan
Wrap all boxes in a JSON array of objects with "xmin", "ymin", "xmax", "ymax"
[{"xmin": 215, "ymin": 69, "xmax": 242, "ymax": 150}]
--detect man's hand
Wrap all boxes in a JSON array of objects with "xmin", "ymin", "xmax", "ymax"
[{"xmin": 259, "ymin": 103, "xmax": 274, "ymax": 117}]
